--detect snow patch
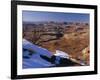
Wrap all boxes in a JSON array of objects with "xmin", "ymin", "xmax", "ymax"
[{"xmin": 54, "ymin": 50, "xmax": 70, "ymax": 59}]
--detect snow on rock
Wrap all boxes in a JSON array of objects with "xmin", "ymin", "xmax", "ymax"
[
  {"xmin": 54, "ymin": 50, "xmax": 70, "ymax": 59},
  {"xmin": 23, "ymin": 39, "xmax": 55, "ymax": 68},
  {"xmin": 23, "ymin": 39, "xmax": 53, "ymax": 57}
]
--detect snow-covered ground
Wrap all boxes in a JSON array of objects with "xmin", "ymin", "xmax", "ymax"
[{"xmin": 23, "ymin": 39, "xmax": 55, "ymax": 68}]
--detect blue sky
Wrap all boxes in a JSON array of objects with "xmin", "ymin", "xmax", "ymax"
[{"xmin": 22, "ymin": 11, "xmax": 89, "ymax": 23}]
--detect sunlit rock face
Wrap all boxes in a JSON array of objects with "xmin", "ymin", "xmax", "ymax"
[{"xmin": 81, "ymin": 46, "xmax": 90, "ymax": 65}]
